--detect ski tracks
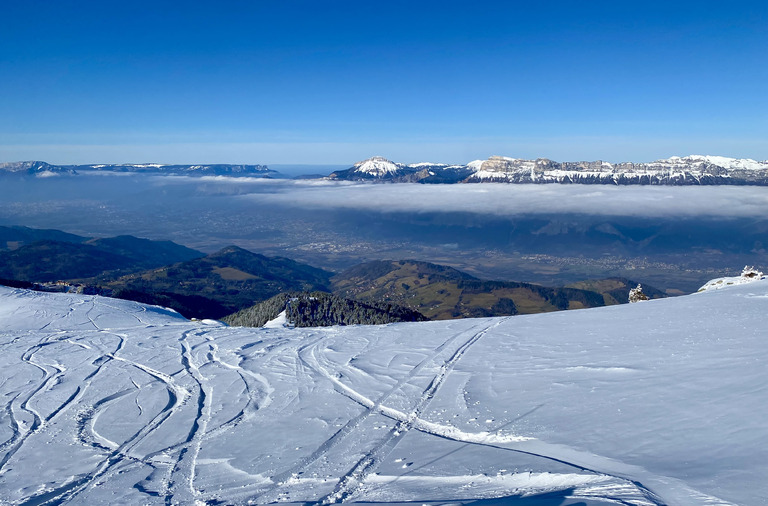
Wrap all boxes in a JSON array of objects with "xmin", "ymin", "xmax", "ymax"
[
  {"xmin": 250, "ymin": 318, "xmax": 509, "ymax": 505},
  {"xmin": 304, "ymin": 317, "xmax": 729, "ymax": 506},
  {"xmin": 281, "ymin": 317, "xmax": 694, "ymax": 506},
  {"xmin": 164, "ymin": 329, "xmax": 213, "ymax": 504},
  {"xmin": 314, "ymin": 317, "xmax": 511, "ymax": 505},
  {"xmin": 0, "ymin": 330, "xmax": 89, "ymax": 474},
  {"xmin": 144, "ymin": 328, "xmax": 280, "ymax": 505},
  {"xmin": 1, "ymin": 299, "xmax": 193, "ymax": 506}
]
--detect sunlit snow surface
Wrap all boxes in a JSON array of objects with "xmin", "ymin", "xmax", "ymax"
[{"xmin": 0, "ymin": 283, "xmax": 766, "ymax": 506}]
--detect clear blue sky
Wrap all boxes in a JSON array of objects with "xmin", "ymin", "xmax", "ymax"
[{"xmin": 1, "ymin": 0, "xmax": 766, "ymax": 165}]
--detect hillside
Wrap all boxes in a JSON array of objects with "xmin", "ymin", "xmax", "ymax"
[
  {"xmin": 0, "ymin": 225, "xmax": 87, "ymax": 249},
  {"xmin": 332, "ymin": 260, "xmax": 612, "ymax": 319},
  {"xmin": 0, "ymin": 278, "xmax": 765, "ymax": 505},
  {"xmin": 0, "ymin": 226, "xmax": 668, "ymax": 321},
  {"xmin": 0, "ymin": 240, "xmax": 136, "ymax": 281},
  {"xmin": 223, "ymin": 291, "xmax": 427, "ymax": 327},
  {"xmin": 102, "ymin": 245, "xmax": 334, "ymax": 318},
  {"xmin": 0, "ymin": 228, "xmax": 204, "ymax": 282},
  {"xmin": 565, "ymin": 277, "xmax": 666, "ymax": 304},
  {"xmin": 84, "ymin": 235, "xmax": 203, "ymax": 268}
]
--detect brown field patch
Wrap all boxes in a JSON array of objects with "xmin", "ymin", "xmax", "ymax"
[{"xmin": 213, "ymin": 267, "xmax": 258, "ymax": 281}]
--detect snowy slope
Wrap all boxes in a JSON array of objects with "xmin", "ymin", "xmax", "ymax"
[
  {"xmin": 0, "ymin": 282, "xmax": 766, "ymax": 505},
  {"xmin": 698, "ymin": 266, "xmax": 765, "ymax": 292}
]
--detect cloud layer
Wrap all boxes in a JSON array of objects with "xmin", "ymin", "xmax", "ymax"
[{"xmin": 229, "ymin": 181, "xmax": 768, "ymax": 219}]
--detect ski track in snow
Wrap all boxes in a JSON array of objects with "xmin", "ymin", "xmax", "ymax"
[
  {"xmin": 162, "ymin": 329, "xmax": 212, "ymax": 504},
  {"xmin": 298, "ymin": 318, "xmax": 672, "ymax": 506},
  {"xmin": 6, "ymin": 304, "xmax": 191, "ymax": 506},
  {"xmin": 0, "ymin": 285, "xmax": 761, "ymax": 505},
  {"xmin": 262, "ymin": 322, "xmax": 493, "ymax": 484},
  {"xmin": 313, "ymin": 318, "xmax": 513, "ymax": 505}
]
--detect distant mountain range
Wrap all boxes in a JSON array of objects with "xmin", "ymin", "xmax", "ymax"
[
  {"xmin": 0, "ymin": 161, "xmax": 280, "ymax": 177},
  {"xmin": 328, "ymin": 155, "xmax": 768, "ymax": 185},
  {"xmin": 4, "ymin": 154, "xmax": 768, "ymax": 184}
]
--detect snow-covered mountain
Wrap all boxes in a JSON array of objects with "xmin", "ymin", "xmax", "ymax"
[
  {"xmin": 0, "ymin": 278, "xmax": 766, "ymax": 505},
  {"xmin": 80, "ymin": 163, "xmax": 280, "ymax": 177},
  {"xmin": 349, "ymin": 156, "xmax": 403, "ymax": 176},
  {"xmin": 328, "ymin": 156, "xmax": 474, "ymax": 183},
  {"xmin": 329, "ymin": 155, "xmax": 768, "ymax": 185},
  {"xmin": 0, "ymin": 160, "xmax": 78, "ymax": 177},
  {"xmin": 6, "ymin": 155, "xmax": 767, "ymax": 184},
  {"xmin": 0, "ymin": 161, "xmax": 281, "ymax": 178}
]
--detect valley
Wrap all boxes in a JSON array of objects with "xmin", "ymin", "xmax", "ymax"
[
  {"xmin": 2, "ymin": 174, "xmax": 765, "ymax": 297},
  {"xmin": 1, "ymin": 226, "xmax": 660, "ymax": 323}
]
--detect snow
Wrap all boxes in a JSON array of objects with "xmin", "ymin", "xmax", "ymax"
[
  {"xmin": 461, "ymin": 154, "xmax": 768, "ymax": 182},
  {"xmin": 337, "ymin": 154, "xmax": 768, "ymax": 183},
  {"xmin": 34, "ymin": 170, "xmax": 61, "ymax": 178},
  {"xmin": 263, "ymin": 310, "xmax": 289, "ymax": 328},
  {"xmin": 658, "ymin": 155, "xmax": 768, "ymax": 171},
  {"xmin": 352, "ymin": 157, "xmax": 402, "ymax": 176},
  {"xmin": 0, "ymin": 281, "xmax": 767, "ymax": 505},
  {"xmin": 406, "ymin": 162, "xmax": 448, "ymax": 168},
  {"xmin": 698, "ymin": 266, "xmax": 766, "ymax": 292},
  {"xmin": 466, "ymin": 159, "xmax": 485, "ymax": 171}
]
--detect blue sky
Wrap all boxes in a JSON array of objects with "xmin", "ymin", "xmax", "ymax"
[{"xmin": 1, "ymin": 1, "xmax": 766, "ymax": 164}]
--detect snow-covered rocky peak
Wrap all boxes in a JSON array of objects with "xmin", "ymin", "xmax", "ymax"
[
  {"xmin": 466, "ymin": 159, "xmax": 485, "ymax": 171},
  {"xmin": 352, "ymin": 156, "xmax": 402, "ymax": 176},
  {"xmin": 474, "ymin": 156, "xmax": 566, "ymax": 172},
  {"xmin": 655, "ymin": 155, "xmax": 768, "ymax": 171},
  {"xmin": 465, "ymin": 156, "xmax": 560, "ymax": 182},
  {"xmin": 698, "ymin": 266, "xmax": 766, "ymax": 292}
]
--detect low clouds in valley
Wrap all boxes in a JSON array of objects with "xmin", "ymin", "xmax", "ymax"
[{"xmin": 226, "ymin": 180, "xmax": 768, "ymax": 219}]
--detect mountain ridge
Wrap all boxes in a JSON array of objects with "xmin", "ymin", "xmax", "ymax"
[
  {"xmin": 0, "ymin": 161, "xmax": 281, "ymax": 178},
  {"xmin": 0, "ymin": 233, "xmax": 204, "ymax": 282},
  {"xmin": 5, "ymin": 154, "xmax": 768, "ymax": 184},
  {"xmin": 331, "ymin": 259, "xmax": 662, "ymax": 319},
  {"xmin": 328, "ymin": 154, "xmax": 768, "ymax": 185},
  {"xmin": 99, "ymin": 245, "xmax": 334, "ymax": 318}
]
